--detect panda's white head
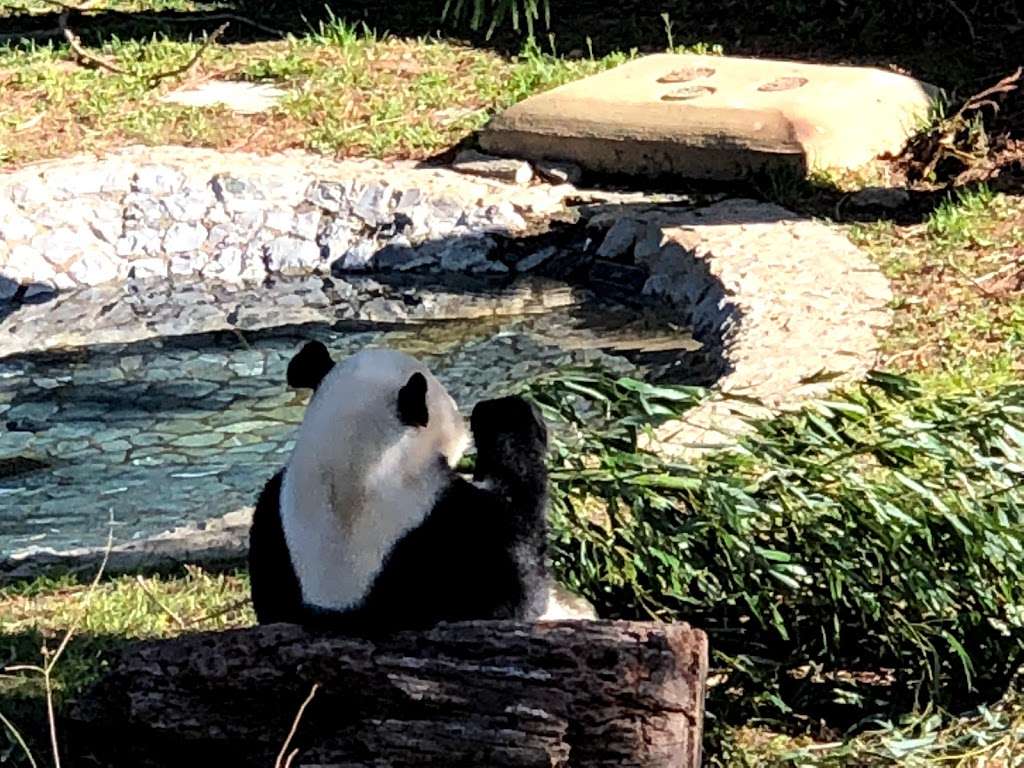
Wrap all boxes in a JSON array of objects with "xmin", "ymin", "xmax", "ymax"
[
  {"xmin": 280, "ymin": 342, "xmax": 469, "ymax": 610},
  {"xmin": 287, "ymin": 342, "xmax": 469, "ymax": 485}
]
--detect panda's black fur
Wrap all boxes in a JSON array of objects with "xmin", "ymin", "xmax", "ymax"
[{"xmin": 248, "ymin": 341, "xmax": 551, "ymax": 634}]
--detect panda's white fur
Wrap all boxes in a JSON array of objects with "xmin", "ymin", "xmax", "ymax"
[
  {"xmin": 541, "ymin": 583, "xmax": 598, "ymax": 620},
  {"xmin": 279, "ymin": 347, "xmax": 469, "ymax": 612}
]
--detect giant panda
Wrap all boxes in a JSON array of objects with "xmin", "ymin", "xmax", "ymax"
[{"xmin": 248, "ymin": 341, "xmax": 566, "ymax": 633}]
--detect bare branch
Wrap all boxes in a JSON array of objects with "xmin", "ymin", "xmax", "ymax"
[
  {"xmin": 59, "ymin": 9, "xmax": 126, "ymax": 73},
  {"xmin": 0, "ymin": 710, "xmax": 38, "ymax": 768},
  {"xmin": 135, "ymin": 575, "xmax": 187, "ymax": 629},
  {"xmin": 942, "ymin": 0, "xmax": 976, "ymax": 41},
  {"xmin": 274, "ymin": 683, "xmax": 319, "ymax": 768},
  {"xmin": 184, "ymin": 595, "xmax": 252, "ymax": 628},
  {"xmin": 43, "ymin": 515, "xmax": 114, "ymax": 768},
  {"xmin": 146, "ymin": 21, "xmax": 228, "ymax": 86}
]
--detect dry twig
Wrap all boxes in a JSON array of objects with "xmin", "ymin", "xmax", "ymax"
[
  {"xmin": 274, "ymin": 683, "xmax": 320, "ymax": 768},
  {"xmin": 134, "ymin": 574, "xmax": 187, "ymax": 629},
  {"xmin": 903, "ymin": 68, "xmax": 1022, "ymax": 183},
  {"xmin": 942, "ymin": 0, "xmax": 976, "ymax": 40},
  {"xmin": 59, "ymin": 8, "xmax": 126, "ymax": 73},
  {"xmin": 5, "ymin": 516, "xmax": 115, "ymax": 768},
  {"xmin": 0, "ymin": 710, "xmax": 38, "ymax": 768},
  {"xmin": 146, "ymin": 21, "xmax": 229, "ymax": 86},
  {"xmin": 184, "ymin": 595, "xmax": 252, "ymax": 627}
]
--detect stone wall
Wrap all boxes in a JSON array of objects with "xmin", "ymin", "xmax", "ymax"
[{"xmin": 0, "ymin": 146, "xmax": 569, "ymax": 299}]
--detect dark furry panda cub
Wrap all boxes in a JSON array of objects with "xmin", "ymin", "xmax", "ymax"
[{"xmin": 248, "ymin": 341, "xmax": 553, "ymax": 635}]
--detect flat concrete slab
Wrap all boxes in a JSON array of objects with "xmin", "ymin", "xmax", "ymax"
[{"xmin": 481, "ymin": 54, "xmax": 937, "ymax": 180}]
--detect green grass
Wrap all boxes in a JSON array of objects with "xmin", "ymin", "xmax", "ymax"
[
  {"xmin": 848, "ymin": 191, "xmax": 1024, "ymax": 379},
  {"xmin": 716, "ymin": 692, "xmax": 1024, "ymax": 767},
  {"xmin": 0, "ymin": 16, "xmax": 634, "ymax": 165},
  {"xmin": 925, "ymin": 185, "xmax": 998, "ymax": 247},
  {"xmin": 0, "ymin": 567, "xmax": 253, "ymax": 765},
  {"xmin": 0, "ymin": 568, "xmax": 253, "ymax": 703}
]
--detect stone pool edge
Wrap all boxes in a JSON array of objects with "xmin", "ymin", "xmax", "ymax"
[{"xmin": 1, "ymin": 147, "xmax": 893, "ymax": 578}]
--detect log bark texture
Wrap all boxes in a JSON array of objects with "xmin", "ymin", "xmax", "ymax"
[{"xmin": 70, "ymin": 620, "xmax": 707, "ymax": 768}]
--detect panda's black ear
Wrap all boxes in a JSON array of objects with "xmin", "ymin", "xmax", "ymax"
[
  {"xmin": 397, "ymin": 372, "xmax": 429, "ymax": 428},
  {"xmin": 287, "ymin": 341, "xmax": 335, "ymax": 391}
]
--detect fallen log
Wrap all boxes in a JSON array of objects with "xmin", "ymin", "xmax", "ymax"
[{"xmin": 70, "ymin": 620, "xmax": 707, "ymax": 767}]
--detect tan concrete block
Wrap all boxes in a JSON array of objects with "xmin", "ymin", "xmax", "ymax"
[{"xmin": 481, "ymin": 53, "xmax": 937, "ymax": 180}]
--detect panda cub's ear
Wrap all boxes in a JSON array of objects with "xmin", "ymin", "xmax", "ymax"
[
  {"xmin": 397, "ymin": 372, "xmax": 429, "ymax": 428},
  {"xmin": 287, "ymin": 341, "xmax": 335, "ymax": 391}
]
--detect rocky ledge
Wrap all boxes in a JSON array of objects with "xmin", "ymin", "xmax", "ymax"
[{"xmin": 0, "ymin": 145, "xmax": 569, "ymax": 298}]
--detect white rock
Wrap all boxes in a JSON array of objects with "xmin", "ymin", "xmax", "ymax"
[
  {"xmin": 164, "ymin": 222, "xmax": 208, "ymax": 253},
  {"xmin": 265, "ymin": 236, "xmax": 322, "ymax": 274},
  {"xmin": 452, "ymin": 149, "xmax": 533, "ymax": 185},
  {"xmin": 116, "ymin": 229, "xmax": 161, "ymax": 257},
  {"xmin": 130, "ymin": 258, "xmax": 169, "ymax": 279},
  {"xmin": 47, "ymin": 168, "xmax": 109, "ymax": 199},
  {"xmin": 351, "ymin": 184, "xmax": 393, "ymax": 227},
  {"xmin": 0, "ymin": 212, "xmax": 36, "ymax": 242},
  {"xmin": 293, "ymin": 209, "xmax": 321, "ymax": 240},
  {"xmin": 394, "ymin": 188, "xmax": 422, "ymax": 211},
  {"xmin": 162, "ymin": 191, "xmax": 211, "ymax": 222},
  {"xmin": 133, "ymin": 165, "xmax": 185, "ymax": 195},
  {"xmin": 170, "ymin": 253, "xmax": 198, "ymax": 276},
  {"xmin": 86, "ymin": 200, "xmax": 125, "ymax": 245},
  {"xmin": 211, "ymin": 174, "xmax": 265, "ymax": 215},
  {"xmin": 239, "ymin": 254, "xmax": 267, "ymax": 282},
  {"xmin": 470, "ymin": 200, "xmax": 527, "ymax": 233},
  {"xmin": 68, "ymin": 248, "xmax": 119, "ymax": 285},
  {"xmin": 305, "ymin": 180, "xmax": 347, "ymax": 213},
  {"xmin": 160, "ymin": 80, "xmax": 286, "ymax": 114},
  {"xmin": 229, "ymin": 210, "xmax": 265, "ymax": 239},
  {"xmin": 9, "ymin": 181, "xmax": 50, "ymax": 208},
  {"xmin": 341, "ymin": 239, "xmax": 376, "ymax": 271},
  {"xmin": 123, "ymin": 192, "xmax": 165, "ymax": 228},
  {"xmin": 264, "ymin": 208, "xmax": 296, "ymax": 233},
  {"xmin": 38, "ymin": 228, "xmax": 92, "ymax": 269},
  {"xmin": 8, "ymin": 244, "xmax": 56, "ymax": 283},
  {"xmin": 213, "ymin": 246, "xmax": 244, "ymax": 282},
  {"xmin": 206, "ymin": 223, "xmax": 232, "ymax": 249}
]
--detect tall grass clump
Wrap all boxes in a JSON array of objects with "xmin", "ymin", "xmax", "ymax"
[
  {"xmin": 443, "ymin": 0, "xmax": 548, "ymax": 37},
  {"xmin": 520, "ymin": 370, "xmax": 1024, "ymax": 716}
]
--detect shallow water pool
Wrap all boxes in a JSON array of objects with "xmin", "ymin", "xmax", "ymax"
[{"xmin": 0, "ymin": 283, "xmax": 697, "ymax": 557}]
